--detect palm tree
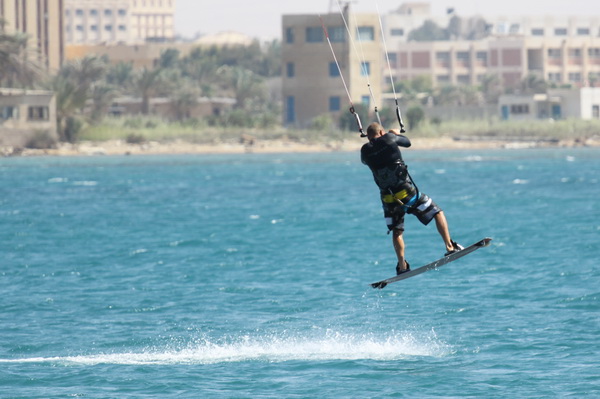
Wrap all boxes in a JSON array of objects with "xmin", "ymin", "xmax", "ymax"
[
  {"xmin": 132, "ymin": 67, "xmax": 164, "ymax": 114},
  {"xmin": 479, "ymin": 74, "xmax": 502, "ymax": 104},
  {"xmin": 106, "ymin": 61, "xmax": 134, "ymax": 89},
  {"xmin": 170, "ymin": 83, "xmax": 199, "ymax": 120},
  {"xmin": 0, "ymin": 25, "xmax": 42, "ymax": 87},
  {"xmin": 89, "ymin": 84, "xmax": 117, "ymax": 123},
  {"xmin": 48, "ymin": 56, "xmax": 108, "ymax": 141},
  {"xmin": 50, "ymin": 75, "xmax": 86, "ymax": 142},
  {"xmin": 520, "ymin": 73, "xmax": 547, "ymax": 94}
]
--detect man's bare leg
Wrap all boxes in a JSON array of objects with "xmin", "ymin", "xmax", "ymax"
[
  {"xmin": 434, "ymin": 211, "xmax": 455, "ymax": 253},
  {"xmin": 392, "ymin": 228, "xmax": 408, "ymax": 272}
]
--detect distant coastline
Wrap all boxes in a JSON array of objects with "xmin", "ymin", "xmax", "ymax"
[{"xmin": 3, "ymin": 135, "xmax": 599, "ymax": 157}]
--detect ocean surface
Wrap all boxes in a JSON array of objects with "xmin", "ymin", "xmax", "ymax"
[{"xmin": 0, "ymin": 147, "xmax": 598, "ymax": 398}]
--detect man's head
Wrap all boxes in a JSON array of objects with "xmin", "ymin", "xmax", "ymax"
[{"xmin": 366, "ymin": 122, "xmax": 385, "ymax": 140}]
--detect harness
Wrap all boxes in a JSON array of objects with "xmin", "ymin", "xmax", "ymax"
[
  {"xmin": 382, "ymin": 188, "xmax": 420, "ymax": 208},
  {"xmin": 378, "ymin": 160, "xmax": 420, "ymax": 210}
]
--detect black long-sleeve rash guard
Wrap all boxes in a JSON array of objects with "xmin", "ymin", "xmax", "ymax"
[
  {"xmin": 361, "ymin": 132, "xmax": 411, "ymax": 169},
  {"xmin": 361, "ymin": 132, "xmax": 412, "ymax": 192}
]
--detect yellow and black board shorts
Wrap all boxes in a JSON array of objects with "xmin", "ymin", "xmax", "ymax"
[{"xmin": 383, "ymin": 192, "xmax": 442, "ymax": 231}]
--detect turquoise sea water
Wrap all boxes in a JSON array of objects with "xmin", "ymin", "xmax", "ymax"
[{"xmin": 1, "ymin": 148, "xmax": 598, "ymax": 398}]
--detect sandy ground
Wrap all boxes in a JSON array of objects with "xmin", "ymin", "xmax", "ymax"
[{"xmin": 3, "ymin": 136, "xmax": 600, "ymax": 157}]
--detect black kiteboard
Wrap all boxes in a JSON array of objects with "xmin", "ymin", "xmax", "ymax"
[{"xmin": 371, "ymin": 237, "xmax": 492, "ymax": 289}]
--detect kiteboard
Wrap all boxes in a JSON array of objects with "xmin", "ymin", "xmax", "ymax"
[{"xmin": 371, "ymin": 237, "xmax": 492, "ymax": 289}]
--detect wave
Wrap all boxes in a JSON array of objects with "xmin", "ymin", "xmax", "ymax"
[{"xmin": 0, "ymin": 330, "xmax": 450, "ymax": 365}]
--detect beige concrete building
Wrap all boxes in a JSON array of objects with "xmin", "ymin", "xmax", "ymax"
[
  {"xmin": 64, "ymin": 0, "xmax": 175, "ymax": 45},
  {"xmin": 108, "ymin": 96, "xmax": 236, "ymax": 120},
  {"xmin": 382, "ymin": 5, "xmax": 600, "ymax": 88},
  {"xmin": 282, "ymin": 11, "xmax": 382, "ymax": 128},
  {"xmin": 385, "ymin": 36, "xmax": 600, "ymax": 89},
  {"xmin": 0, "ymin": 0, "xmax": 64, "ymax": 71},
  {"xmin": 0, "ymin": 88, "xmax": 58, "ymax": 147},
  {"xmin": 499, "ymin": 88, "xmax": 600, "ymax": 120}
]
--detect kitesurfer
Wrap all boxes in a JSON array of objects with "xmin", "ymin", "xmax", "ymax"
[{"xmin": 361, "ymin": 122, "xmax": 463, "ymax": 275}]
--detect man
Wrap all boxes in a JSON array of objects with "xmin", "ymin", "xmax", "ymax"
[{"xmin": 361, "ymin": 122, "xmax": 463, "ymax": 275}]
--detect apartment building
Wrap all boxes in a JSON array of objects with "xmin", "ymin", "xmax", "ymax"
[
  {"xmin": 382, "ymin": 7, "xmax": 600, "ymax": 87},
  {"xmin": 0, "ymin": 0, "xmax": 64, "ymax": 71},
  {"xmin": 282, "ymin": 12, "xmax": 382, "ymax": 128},
  {"xmin": 283, "ymin": 3, "xmax": 600, "ymax": 126},
  {"xmin": 64, "ymin": 0, "xmax": 175, "ymax": 45},
  {"xmin": 384, "ymin": 35, "xmax": 600, "ymax": 89}
]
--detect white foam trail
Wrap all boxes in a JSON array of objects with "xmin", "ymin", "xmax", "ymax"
[{"xmin": 0, "ymin": 331, "xmax": 450, "ymax": 365}]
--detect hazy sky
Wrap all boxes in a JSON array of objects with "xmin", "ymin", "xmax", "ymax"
[{"xmin": 175, "ymin": 0, "xmax": 600, "ymax": 40}]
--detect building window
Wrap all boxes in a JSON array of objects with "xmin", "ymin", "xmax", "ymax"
[
  {"xmin": 436, "ymin": 75, "xmax": 450, "ymax": 83},
  {"xmin": 90, "ymin": 9, "xmax": 98, "ymax": 16},
  {"xmin": 390, "ymin": 28, "xmax": 404, "ymax": 36},
  {"xmin": 28, "ymin": 106, "xmax": 49, "ymax": 121},
  {"xmin": 360, "ymin": 61, "xmax": 370, "ymax": 76},
  {"xmin": 306, "ymin": 27, "xmax": 323, "ymax": 43},
  {"xmin": 588, "ymin": 48, "xmax": 600, "ymax": 58},
  {"xmin": 329, "ymin": 62, "xmax": 340, "ymax": 77},
  {"xmin": 531, "ymin": 28, "xmax": 544, "ymax": 36},
  {"xmin": 105, "ymin": 24, "xmax": 113, "ymax": 31},
  {"xmin": 118, "ymin": 25, "xmax": 126, "ymax": 31},
  {"xmin": 554, "ymin": 28, "xmax": 568, "ymax": 36},
  {"xmin": 76, "ymin": 25, "xmax": 84, "ymax": 31},
  {"xmin": 510, "ymin": 104, "xmax": 529, "ymax": 114},
  {"xmin": 329, "ymin": 96, "xmax": 341, "ymax": 111},
  {"xmin": 577, "ymin": 27, "xmax": 590, "ymax": 35},
  {"xmin": 286, "ymin": 62, "xmax": 295, "ymax": 78},
  {"xmin": 593, "ymin": 105, "xmax": 599, "ymax": 118},
  {"xmin": 476, "ymin": 51, "xmax": 488, "ymax": 65},
  {"xmin": 388, "ymin": 52, "xmax": 397, "ymax": 68},
  {"xmin": 328, "ymin": 26, "xmax": 345, "ymax": 42},
  {"xmin": 75, "ymin": 9, "xmax": 83, "ymax": 16},
  {"xmin": 509, "ymin": 24, "xmax": 520, "ymax": 34},
  {"xmin": 568, "ymin": 72, "xmax": 581, "ymax": 82},
  {"xmin": 90, "ymin": 25, "xmax": 98, "ymax": 31},
  {"xmin": 286, "ymin": 96, "xmax": 295, "ymax": 124},
  {"xmin": 547, "ymin": 48, "xmax": 562, "ymax": 59},
  {"xmin": 457, "ymin": 75, "xmax": 470, "ymax": 85},
  {"xmin": 436, "ymin": 51, "xmax": 450, "ymax": 67},
  {"xmin": 361, "ymin": 95, "xmax": 370, "ymax": 107},
  {"xmin": 1, "ymin": 106, "xmax": 18, "ymax": 120},
  {"xmin": 285, "ymin": 27, "xmax": 294, "ymax": 43},
  {"xmin": 104, "ymin": 9, "xmax": 112, "ymax": 16},
  {"xmin": 356, "ymin": 26, "xmax": 374, "ymax": 41},
  {"xmin": 118, "ymin": 9, "xmax": 127, "ymax": 16},
  {"xmin": 456, "ymin": 51, "xmax": 470, "ymax": 66},
  {"xmin": 569, "ymin": 48, "xmax": 582, "ymax": 57},
  {"xmin": 548, "ymin": 72, "xmax": 562, "ymax": 82}
]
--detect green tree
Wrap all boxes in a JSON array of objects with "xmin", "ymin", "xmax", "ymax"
[
  {"xmin": 169, "ymin": 79, "xmax": 199, "ymax": 120},
  {"xmin": 447, "ymin": 15, "xmax": 463, "ymax": 40},
  {"xmin": 478, "ymin": 74, "xmax": 503, "ymax": 104},
  {"xmin": 405, "ymin": 106, "xmax": 425, "ymax": 130},
  {"xmin": 520, "ymin": 73, "xmax": 547, "ymax": 94},
  {"xmin": 158, "ymin": 48, "xmax": 180, "ymax": 69},
  {"xmin": 339, "ymin": 103, "xmax": 369, "ymax": 133},
  {"xmin": 89, "ymin": 84, "xmax": 117, "ymax": 123},
  {"xmin": 49, "ymin": 56, "xmax": 107, "ymax": 141},
  {"xmin": 218, "ymin": 66, "xmax": 266, "ymax": 110},
  {"xmin": 132, "ymin": 67, "xmax": 164, "ymax": 114},
  {"xmin": 106, "ymin": 61, "xmax": 134, "ymax": 89},
  {"xmin": 408, "ymin": 20, "xmax": 448, "ymax": 41},
  {"xmin": 0, "ymin": 24, "xmax": 42, "ymax": 87}
]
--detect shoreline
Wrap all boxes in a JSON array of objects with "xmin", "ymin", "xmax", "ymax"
[{"xmin": 3, "ymin": 136, "xmax": 600, "ymax": 157}]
